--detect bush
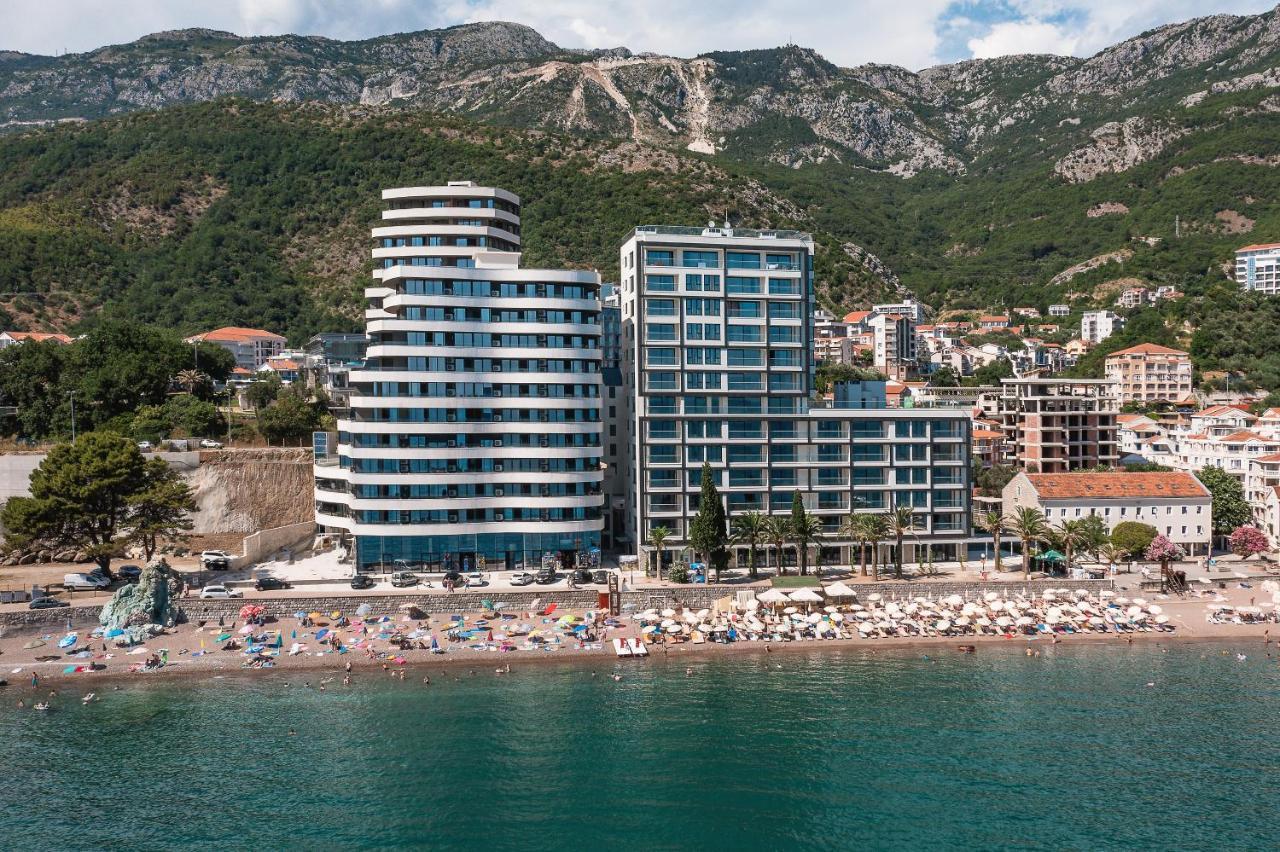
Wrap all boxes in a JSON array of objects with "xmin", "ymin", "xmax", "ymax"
[
  {"xmin": 667, "ymin": 564, "xmax": 690, "ymax": 584},
  {"xmin": 1111, "ymin": 521, "xmax": 1158, "ymax": 557}
]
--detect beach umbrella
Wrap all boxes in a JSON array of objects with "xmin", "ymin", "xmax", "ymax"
[
  {"xmin": 757, "ymin": 589, "xmax": 790, "ymax": 604},
  {"xmin": 790, "ymin": 589, "xmax": 823, "ymax": 603},
  {"xmin": 984, "ymin": 591, "xmax": 999, "ymax": 602},
  {"xmin": 661, "ymin": 608, "xmax": 676, "ymax": 618},
  {"xmin": 1156, "ymin": 614, "xmax": 1170, "ymax": 624},
  {"xmin": 831, "ymin": 613, "xmax": 844, "ymax": 623},
  {"xmin": 356, "ymin": 603, "xmax": 373, "ymax": 617},
  {"xmin": 867, "ymin": 593, "xmax": 882, "ymax": 602},
  {"xmin": 1016, "ymin": 616, "xmax": 1033, "ymax": 627},
  {"xmin": 823, "ymin": 582, "xmax": 858, "ymax": 598},
  {"xmin": 935, "ymin": 619, "xmax": 951, "ymax": 632},
  {"xmin": 995, "ymin": 616, "xmax": 1014, "ymax": 628},
  {"xmin": 976, "ymin": 617, "xmax": 991, "ymax": 627},
  {"xmin": 1133, "ymin": 598, "xmax": 1148, "ymax": 605},
  {"xmin": 955, "ymin": 616, "xmax": 970, "ymax": 626},
  {"xmin": 807, "ymin": 613, "xmax": 822, "ymax": 624},
  {"xmin": 945, "ymin": 594, "xmax": 964, "ymax": 608},
  {"xmin": 783, "ymin": 606, "xmax": 798, "ymax": 614},
  {"xmin": 665, "ymin": 624, "xmax": 680, "ymax": 633}
]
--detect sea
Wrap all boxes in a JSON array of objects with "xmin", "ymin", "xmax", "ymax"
[{"xmin": 1, "ymin": 640, "xmax": 1277, "ymax": 850}]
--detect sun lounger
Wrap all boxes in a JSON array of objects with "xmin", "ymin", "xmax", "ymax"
[
  {"xmin": 612, "ymin": 638, "xmax": 632, "ymax": 657},
  {"xmin": 627, "ymin": 638, "xmax": 648, "ymax": 657}
]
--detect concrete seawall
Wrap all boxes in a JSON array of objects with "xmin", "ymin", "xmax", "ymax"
[{"xmin": 0, "ymin": 578, "xmax": 1114, "ymax": 629}]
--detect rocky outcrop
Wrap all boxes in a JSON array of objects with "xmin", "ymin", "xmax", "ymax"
[
  {"xmin": 3, "ymin": 8, "xmax": 1276, "ymax": 181},
  {"xmin": 187, "ymin": 448, "xmax": 314, "ymax": 535},
  {"xmin": 1048, "ymin": 249, "xmax": 1134, "ymax": 287},
  {"xmin": 1054, "ymin": 118, "xmax": 1189, "ymax": 183}
]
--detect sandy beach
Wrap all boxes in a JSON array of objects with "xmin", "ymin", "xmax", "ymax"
[{"xmin": 2, "ymin": 583, "xmax": 1277, "ymax": 694}]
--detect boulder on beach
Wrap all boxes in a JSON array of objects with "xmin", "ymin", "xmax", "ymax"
[{"xmin": 100, "ymin": 558, "xmax": 184, "ymax": 642}]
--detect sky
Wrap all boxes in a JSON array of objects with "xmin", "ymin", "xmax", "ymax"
[{"xmin": 2, "ymin": 0, "xmax": 1275, "ymax": 69}]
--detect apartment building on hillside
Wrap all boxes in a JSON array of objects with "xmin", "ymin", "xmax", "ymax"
[
  {"xmin": 1236, "ymin": 243, "xmax": 1280, "ymax": 295},
  {"xmin": 991, "ymin": 377, "xmax": 1119, "ymax": 472},
  {"xmin": 1104, "ymin": 343, "xmax": 1193, "ymax": 405}
]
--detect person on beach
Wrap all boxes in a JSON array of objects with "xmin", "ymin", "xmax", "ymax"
[{"xmin": 31, "ymin": 673, "xmax": 38, "ymax": 688}]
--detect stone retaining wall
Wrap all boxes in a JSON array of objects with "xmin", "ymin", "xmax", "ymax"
[{"xmin": 0, "ymin": 578, "xmax": 1114, "ymax": 629}]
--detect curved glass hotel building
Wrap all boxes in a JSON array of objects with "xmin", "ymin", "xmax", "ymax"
[{"xmin": 315, "ymin": 182, "xmax": 604, "ymax": 571}]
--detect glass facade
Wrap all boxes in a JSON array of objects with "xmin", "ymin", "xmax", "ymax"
[{"xmin": 316, "ymin": 183, "xmax": 604, "ymax": 571}]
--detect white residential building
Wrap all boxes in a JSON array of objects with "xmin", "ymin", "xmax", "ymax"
[
  {"xmin": 1236, "ymin": 243, "xmax": 1280, "ymax": 295},
  {"xmin": 871, "ymin": 298, "xmax": 925, "ymax": 323},
  {"xmin": 1048, "ymin": 304, "xmax": 1070, "ymax": 317},
  {"xmin": 313, "ymin": 181, "xmax": 604, "ymax": 572},
  {"xmin": 1003, "ymin": 471, "xmax": 1212, "ymax": 555},
  {"xmin": 1081, "ymin": 310, "xmax": 1124, "ymax": 345},
  {"xmin": 868, "ymin": 311, "xmax": 917, "ymax": 380}
]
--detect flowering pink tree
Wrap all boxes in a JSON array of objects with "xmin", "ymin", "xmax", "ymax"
[
  {"xmin": 1228, "ymin": 525, "xmax": 1269, "ymax": 559},
  {"xmin": 1144, "ymin": 535, "xmax": 1183, "ymax": 565}
]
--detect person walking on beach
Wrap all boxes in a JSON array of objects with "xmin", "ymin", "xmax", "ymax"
[{"xmin": 30, "ymin": 672, "xmax": 38, "ymax": 688}]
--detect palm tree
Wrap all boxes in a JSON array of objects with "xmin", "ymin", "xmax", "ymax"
[
  {"xmin": 791, "ymin": 513, "xmax": 824, "ymax": 576},
  {"xmin": 976, "ymin": 510, "xmax": 1008, "ymax": 572},
  {"xmin": 839, "ymin": 513, "xmax": 877, "ymax": 577},
  {"xmin": 765, "ymin": 514, "xmax": 791, "ymax": 576},
  {"xmin": 1007, "ymin": 507, "xmax": 1050, "ymax": 580},
  {"xmin": 175, "ymin": 368, "xmax": 207, "ymax": 396},
  {"xmin": 1054, "ymin": 519, "xmax": 1085, "ymax": 575},
  {"xmin": 886, "ymin": 505, "xmax": 917, "ymax": 580},
  {"xmin": 1096, "ymin": 543, "xmax": 1124, "ymax": 576},
  {"xmin": 731, "ymin": 511, "xmax": 768, "ymax": 579},
  {"xmin": 647, "ymin": 526, "xmax": 670, "ymax": 579},
  {"xmin": 861, "ymin": 513, "xmax": 889, "ymax": 581}
]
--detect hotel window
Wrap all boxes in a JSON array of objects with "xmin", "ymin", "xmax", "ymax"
[
  {"xmin": 768, "ymin": 278, "xmax": 800, "ymax": 295},
  {"xmin": 727, "ymin": 301, "xmax": 762, "ymax": 318},
  {"xmin": 649, "ymin": 445, "xmax": 677, "ymax": 464},
  {"xmin": 686, "ymin": 298, "xmax": 721, "ymax": 317},
  {"xmin": 726, "ymin": 276, "xmax": 762, "ymax": 294},
  {"xmin": 646, "ymin": 347, "xmax": 677, "ymax": 366},
  {"xmin": 727, "ymin": 325, "xmax": 763, "ymax": 343},
  {"xmin": 645, "ymin": 274, "xmax": 676, "ymax": 292},
  {"xmin": 646, "ymin": 249, "xmax": 674, "ymax": 267},
  {"xmin": 769, "ymin": 349, "xmax": 801, "ymax": 367},
  {"xmin": 768, "ymin": 326, "xmax": 799, "ymax": 344},
  {"xmin": 896, "ymin": 421, "xmax": 927, "ymax": 438},
  {"xmin": 768, "ymin": 301, "xmax": 801, "ymax": 319},
  {"xmin": 649, "ymin": 470, "xmax": 677, "ymax": 488},
  {"xmin": 726, "ymin": 252, "xmax": 761, "ymax": 270},
  {"xmin": 770, "ymin": 373, "xmax": 800, "ymax": 392},
  {"xmin": 766, "ymin": 254, "xmax": 796, "ymax": 270},
  {"xmin": 645, "ymin": 298, "xmax": 676, "ymax": 316},
  {"xmin": 727, "ymin": 348, "xmax": 764, "ymax": 366},
  {"xmin": 646, "ymin": 323, "xmax": 677, "ymax": 341},
  {"xmin": 683, "ymin": 250, "xmax": 718, "ymax": 268}
]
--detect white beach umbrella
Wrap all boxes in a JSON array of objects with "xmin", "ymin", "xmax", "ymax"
[
  {"xmin": 955, "ymin": 616, "xmax": 971, "ymax": 627},
  {"xmin": 976, "ymin": 617, "xmax": 992, "ymax": 627},
  {"xmin": 1016, "ymin": 616, "xmax": 1033, "ymax": 627},
  {"xmin": 995, "ymin": 616, "xmax": 1014, "ymax": 628},
  {"xmin": 945, "ymin": 595, "xmax": 964, "ymax": 608},
  {"xmin": 783, "ymin": 606, "xmax": 798, "ymax": 614},
  {"xmin": 790, "ymin": 589, "xmax": 824, "ymax": 603},
  {"xmin": 661, "ymin": 608, "xmax": 676, "ymax": 618},
  {"xmin": 757, "ymin": 589, "xmax": 790, "ymax": 604},
  {"xmin": 823, "ymin": 582, "xmax": 858, "ymax": 598},
  {"xmin": 1147, "ymin": 604, "xmax": 1163, "ymax": 614},
  {"xmin": 984, "ymin": 591, "xmax": 999, "ymax": 602},
  {"xmin": 935, "ymin": 619, "xmax": 952, "ymax": 632},
  {"xmin": 1133, "ymin": 598, "xmax": 1148, "ymax": 606},
  {"xmin": 1156, "ymin": 614, "xmax": 1170, "ymax": 624}
]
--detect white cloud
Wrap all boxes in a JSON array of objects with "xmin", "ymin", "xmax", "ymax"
[{"xmin": 967, "ymin": 19, "xmax": 1081, "ymax": 58}]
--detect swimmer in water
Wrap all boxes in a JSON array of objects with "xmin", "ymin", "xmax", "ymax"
[{"xmin": 612, "ymin": 674, "xmax": 622, "ymax": 682}]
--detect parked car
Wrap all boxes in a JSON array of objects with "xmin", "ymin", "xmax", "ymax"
[
  {"xmin": 29, "ymin": 597, "xmax": 69, "ymax": 610},
  {"xmin": 570, "ymin": 568, "xmax": 593, "ymax": 586},
  {"xmin": 137, "ymin": 441, "xmax": 153, "ymax": 451},
  {"xmin": 200, "ymin": 439, "xmax": 224, "ymax": 449},
  {"xmin": 592, "ymin": 570, "xmax": 611, "ymax": 585},
  {"xmin": 254, "ymin": 576, "xmax": 291, "ymax": 591},
  {"xmin": 63, "ymin": 573, "xmax": 110, "ymax": 591},
  {"xmin": 199, "ymin": 585, "xmax": 241, "ymax": 599},
  {"xmin": 350, "ymin": 574, "xmax": 375, "ymax": 590},
  {"xmin": 390, "ymin": 571, "xmax": 419, "ymax": 588},
  {"xmin": 465, "ymin": 571, "xmax": 488, "ymax": 588},
  {"xmin": 443, "ymin": 571, "xmax": 464, "ymax": 586},
  {"xmin": 535, "ymin": 567, "xmax": 558, "ymax": 585},
  {"xmin": 117, "ymin": 565, "xmax": 143, "ymax": 582},
  {"xmin": 510, "ymin": 572, "xmax": 535, "ymax": 587},
  {"xmin": 201, "ymin": 550, "xmax": 232, "ymax": 570}
]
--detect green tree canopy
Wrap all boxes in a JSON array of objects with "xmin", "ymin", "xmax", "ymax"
[
  {"xmin": 1196, "ymin": 466, "xmax": 1250, "ymax": 536},
  {"xmin": 688, "ymin": 462, "xmax": 727, "ymax": 580},
  {"xmin": 257, "ymin": 392, "xmax": 323, "ymax": 443},
  {"xmin": 1110, "ymin": 521, "xmax": 1158, "ymax": 557},
  {"xmin": 1, "ymin": 432, "xmax": 148, "ymax": 570},
  {"xmin": 128, "ymin": 457, "xmax": 197, "ymax": 560}
]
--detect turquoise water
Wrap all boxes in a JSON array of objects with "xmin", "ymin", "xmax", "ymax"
[{"xmin": 2, "ymin": 641, "xmax": 1279, "ymax": 850}]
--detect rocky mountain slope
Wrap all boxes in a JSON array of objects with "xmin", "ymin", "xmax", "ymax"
[
  {"xmin": 3, "ymin": 11, "xmax": 1278, "ymax": 176},
  {"xmin": 0, "ymin": 9, "xmax": 1278, "ymax": 346}
]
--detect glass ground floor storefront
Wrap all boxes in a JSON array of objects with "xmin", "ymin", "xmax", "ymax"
[{"xmin": 354, "ymin": 531, "xmax": 602, "ymax": 572}]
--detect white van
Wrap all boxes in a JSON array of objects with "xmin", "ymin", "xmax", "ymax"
[{"xmin": 63, "ymin": 573, "xmax": 111, "ymax": 591}]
